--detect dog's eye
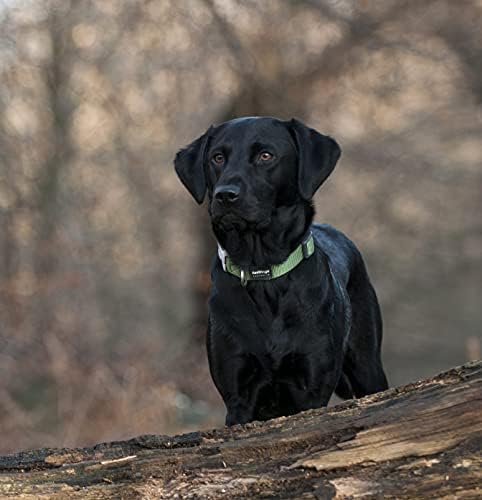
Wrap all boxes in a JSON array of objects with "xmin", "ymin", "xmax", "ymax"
[
  {"xmin": 259, "ymin": 151, "xmax": 273, "ymax": 161},
  {"xmin": 212, "ymin": 153, "xmax": 225, "ymax": 165}
]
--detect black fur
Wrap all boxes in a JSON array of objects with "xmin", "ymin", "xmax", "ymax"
[{"xmin": 175, "ymin": 116, "xmax": 388, "ymax": 426}]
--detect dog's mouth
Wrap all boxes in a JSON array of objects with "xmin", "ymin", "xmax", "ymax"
[{"xmin": 211, "ymin": 211, "xmax": 271, "ymax": 231}]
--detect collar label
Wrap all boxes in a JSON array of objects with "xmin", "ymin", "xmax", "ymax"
[{"xmin": 250, "ymin": 269, "xmax": 272, "ymax": 280}]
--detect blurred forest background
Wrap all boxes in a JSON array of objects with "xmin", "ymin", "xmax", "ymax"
[{"xmin": 0, "ymin": 0, "xmax": 481, "ymax": 454}]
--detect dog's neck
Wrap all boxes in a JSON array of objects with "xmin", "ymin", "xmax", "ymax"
[{"xmin": 212, "ymin": 202, "xmax": 314, "ymax": 269}]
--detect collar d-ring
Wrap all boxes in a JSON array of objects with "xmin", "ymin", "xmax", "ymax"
[{"xmin": 240, "ymin": 269, "xmax": 248, "ymax": 287}]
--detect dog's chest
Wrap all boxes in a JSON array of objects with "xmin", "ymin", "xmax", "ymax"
[{"xmin": 214, "ymin": 278, "xmax": 330, "ymax": 355}]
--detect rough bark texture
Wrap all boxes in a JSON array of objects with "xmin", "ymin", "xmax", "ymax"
[{"xmin": 0, "ymin": 361, "xmax": 481, "ymax": 499}]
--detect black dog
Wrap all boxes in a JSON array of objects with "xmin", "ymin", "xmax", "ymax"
[{"xmin": 175, "ymin": 116, "xmax": 388, "ymax": 426}]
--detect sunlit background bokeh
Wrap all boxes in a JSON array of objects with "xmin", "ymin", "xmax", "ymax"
[{"xmin": 0, "ymin": 0, "xmax": 481, "ymax": 454}]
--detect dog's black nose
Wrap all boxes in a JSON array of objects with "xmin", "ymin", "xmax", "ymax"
[{"xmin": 214, "ymin": 185, "xmax": 240, "ymax": 204}]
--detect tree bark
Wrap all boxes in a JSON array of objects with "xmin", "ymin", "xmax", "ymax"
[{"xmin": 0, "ymin": 361, "xmax": 481, "ymax": 499}]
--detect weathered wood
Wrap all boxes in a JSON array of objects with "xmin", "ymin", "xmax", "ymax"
[{"xmin": 0, "ymin": 361, "xmax": 481, "ymax": 499}]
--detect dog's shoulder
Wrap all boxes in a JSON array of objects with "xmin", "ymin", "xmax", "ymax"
[
  {"xmin": 311, "ymin": 223, "xmax": 361, "ymax": 287},
  {"xmin": 311, "ymin": 223, "xmax": 356, "ymax": 250}
]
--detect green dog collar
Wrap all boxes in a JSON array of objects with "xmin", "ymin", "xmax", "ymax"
[{"xmin": 217, "ymin": 232, "xmax": 315, "ymax": 287}]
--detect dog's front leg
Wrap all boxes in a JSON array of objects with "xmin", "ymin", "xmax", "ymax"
[
  {"xmin": 282, "ymin": 352, "xmax": 343, "ymax": 413},
  {"xmin": 225, "ymin": 396, "xmax": 257, "ymax": 426},
  {"xmin": 224, "ymin": 363, "xmax": 267, "ymax": 426},
  {"xmin": 211, "ymin": 352, "xmax": 265, "ymax": 426}
]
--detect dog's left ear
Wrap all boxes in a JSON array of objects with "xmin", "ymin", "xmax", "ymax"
[
  {"xmin": 288, "ymin": 118, "xmax": 341, "ymax": 200},
  {"xmin": 174, "ymin": 126, "xmax": 213, "ymax": 204}
]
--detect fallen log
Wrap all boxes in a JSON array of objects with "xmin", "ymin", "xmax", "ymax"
[{"xmin": 0, "ymin": 361, "xmax": 481, "ymax": 499}]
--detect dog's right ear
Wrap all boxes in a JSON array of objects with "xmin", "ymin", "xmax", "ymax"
[{"xmin": 174, "ymin": 126, "xmax": 213, "ymax": 204}]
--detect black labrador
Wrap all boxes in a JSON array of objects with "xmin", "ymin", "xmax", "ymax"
[{"xmin": 175, "ymin": 116, "xmax": 388, "ymax": 426}]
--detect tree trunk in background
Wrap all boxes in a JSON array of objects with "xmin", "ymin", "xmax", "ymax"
[
  {"xmin": 32, "ymin": 10, "xmax": 73, "ymax": 342},
  {"xmin": 1, "ymin": 361, "xmax": 480, "ymax": 498}
]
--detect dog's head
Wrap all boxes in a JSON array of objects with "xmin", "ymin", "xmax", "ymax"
[{"xmin": 174, "ymin": 117, "xmax": 340, "ymax": 230}]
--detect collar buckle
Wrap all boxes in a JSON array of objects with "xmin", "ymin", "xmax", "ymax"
[{"xmin": 301, "ymin": 232, "xmax": 312, "ymax": 259}]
